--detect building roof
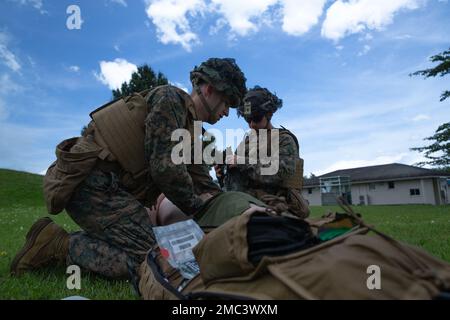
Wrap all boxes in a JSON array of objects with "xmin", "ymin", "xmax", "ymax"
[{"xmin": 304, "ymin": 163, "xmax": 449, "ymax": 187}]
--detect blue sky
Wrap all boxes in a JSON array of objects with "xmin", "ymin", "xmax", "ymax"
[{"xmin": 0, "ymin": 0, "xmax": 449, "ymax": 177}]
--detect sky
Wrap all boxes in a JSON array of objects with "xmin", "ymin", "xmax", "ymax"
[{"xmin": 0, "ymin": 0, "xmax": 449, "ymax": 177}]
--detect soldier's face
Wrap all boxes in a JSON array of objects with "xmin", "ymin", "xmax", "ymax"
[
  {"xmin": 249, "ymin": 116, "xmax": 269, "ymax": 130},
  {"xmin": 211, "ymin": 99, "xmax": 230, "ymax": 124},
  {"xmin": 204, "ymin": 89, "xmax": 230, "ymax": 124}
]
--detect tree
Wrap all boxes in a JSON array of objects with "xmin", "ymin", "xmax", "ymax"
[
  {"xmin": 410, "ymin": 122, "xmax": 450, "ymax": 171},
  {"xmin": 112, "ymin": 64, "xmax": 168, "ymax": 100},
  {"xmin": 410, "ymin": 47, "xmax": 450, "ymax": 101},
  {"xmin": 410, "ymin": 48, "xmax": 450, "ymax": 171}
]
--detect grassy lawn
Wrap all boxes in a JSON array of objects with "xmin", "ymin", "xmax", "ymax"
[
  {"xmin": 1, "ymin": 169, "xmax": 449, "ymax": 300},
  {"xmin": 0, "ymin": 169, "xmax": 138, "ymax": 300}
]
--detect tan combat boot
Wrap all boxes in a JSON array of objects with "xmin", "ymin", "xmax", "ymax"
[{"xmin": 10, "ymin": 217, "xmax": 69, "ymax": 276}]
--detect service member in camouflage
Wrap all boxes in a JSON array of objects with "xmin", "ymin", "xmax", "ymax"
[
  {"xmin": 11, "ymin": 58, "xmax": 247, "ymax": 279},
  {"xmin": 215, "ymin": 86, "xmax": 310, "ymax": 218}
]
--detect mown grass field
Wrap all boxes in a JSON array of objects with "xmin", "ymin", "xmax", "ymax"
[{"xmin": 1, "ymin": 169, "xmax": 449, "ymax": 300}]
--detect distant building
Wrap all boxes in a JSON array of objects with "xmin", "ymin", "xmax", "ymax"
[{"xmin": 302, "ymin": 163, "xmax": 450, "ymax": 206}]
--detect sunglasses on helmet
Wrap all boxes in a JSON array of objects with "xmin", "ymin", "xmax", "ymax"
[{"xmin": 244, "ymin": 113, "xmax": 265, "ymax": 123}]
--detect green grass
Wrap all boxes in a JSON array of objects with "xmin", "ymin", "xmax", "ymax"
[
  {"xmin": 0, "ymin": 169, "xmax": 138, "ymax": 300},
  {"xmin": 1, "ymin": 169, "xmax": 449, "ymax": 299},
  {"xmin": 309, "ymin": 205, "xmax": 450, "ymax": 262}
]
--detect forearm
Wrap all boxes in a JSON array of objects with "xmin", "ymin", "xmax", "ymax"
[{"xmin": 150, "ymin": 160, "xmax": 204, "ymax": 215}]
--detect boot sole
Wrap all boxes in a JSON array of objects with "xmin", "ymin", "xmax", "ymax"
[{"xmin": 10, "ymin": 217, "xmax": 53, "ymax": 276}]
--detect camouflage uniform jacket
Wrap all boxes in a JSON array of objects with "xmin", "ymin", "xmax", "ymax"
[
  {"xmin": 144, "ymin": 85, "xmax": 220, "ymax": 215},
  {"xmin": 224, "ymin": 128, "xmax": 298, "ymax": 196},
  {"xmin": 83, "ymin": 85, "xmax": 220, "ymax": 215}
]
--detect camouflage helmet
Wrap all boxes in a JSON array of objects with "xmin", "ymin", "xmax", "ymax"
[
  {"xmin": 237, "ymin": 86, "xmax": 283, "ymax": 122},
  {"xmin": 190, "ymin": 58, "xmax": 247, "ymax": 108}
]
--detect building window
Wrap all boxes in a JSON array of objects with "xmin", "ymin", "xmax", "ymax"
[
  {"xmin": 388, "ymin": 181, "xmax": 395, "ymax": 189},
  {"xmin": 308, "ymin": 188, "xmax": 312, "ymax": 194},
  {"xmin": 369, "ymin": 183, "xmax": 376, "ymax": 191},
  {"xmin": 410, "ymin": 188, "xmax": 420, "ymax": 196}
]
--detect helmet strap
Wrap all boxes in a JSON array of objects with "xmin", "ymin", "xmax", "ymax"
[{"xmin": 195, "ymin": 85, "xmax": 223, "ymax": 123}]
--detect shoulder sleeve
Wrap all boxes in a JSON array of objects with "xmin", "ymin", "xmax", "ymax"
[
  {"xmin": 238, "ymin": 130, "xmax": 299, "ymax": 186},
  {"xmin": 144, "ymin": 86, "xmax": 203, "ymax": 215}
]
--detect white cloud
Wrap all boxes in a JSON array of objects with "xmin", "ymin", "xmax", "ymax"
[
  {"xmin": 145, "ymin": 0, "xmax": 207, "ymax": 51},
  {"xmin": 10, "ymin": 0, "xmax": 46, "ymax": 14},
  {"xmin": 358, "ymin": 33, "xmax": 373, "ymax": 41},
  {"xmin": 94, "ymin": 58, "xmax": 137, "ymax": 90},
  {"xmin": 170, "ymin": 82, "xmax": 189, "ymax": 93},
  {"xmin": 280, "ymin": 0, "xmax": 327, "ymax": 36},
  {"xmin": 211, "ymin": 0, "xmax": 277, "ymax": 36},
  {"xmin": 412, "ymin": 114, "xmax": 431, "ymax": 122},
  {"xmin": 358, "ymin": 44, "xmax": 371, "ymax": 56},
  {"xmin": 145, "ymin": 0, "xmax": 430, "ymax": 50},
  {"xmin": 145, "ymin": 0, "xmax": 328, "ymax": 50},
  {"xmin": 0, "ymin": 45, "xmax": 21, "ymax": 72},
  {"xmin": 211, "ymin": 0, "xmax": 327, "ymax": 38},
  {"xmin": 364, "ymin": 33, "xmax": 373, "ymax": 41},
  {"xmin": 114, "ymin": 44, "xmax": 120, "ymax": 52},
  {"xmin": 69, "ymin": 65, "xmax": 80, "ymax": 72},
  {"xmin": 0, "ymin": 32, "xmax": 21, "ymax": 72},
  {"xmin": 209, "ymin": 18, "xmax": 228, "ymax": 35},
  {"xmin": 321, "ymin": 0, "xmax": 425, "ymax": 41},
  {"xmin": 110, "ymin": 0, "xmax": 127, "ymax": 7}
]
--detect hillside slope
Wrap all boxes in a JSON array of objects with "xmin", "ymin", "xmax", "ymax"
[{"xmin": 0, "ymin": 169, "xmax": 44, "ymax": 208}]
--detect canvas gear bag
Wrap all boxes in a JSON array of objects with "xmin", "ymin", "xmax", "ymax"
[
  {"xmin": 43, "ymin": 136, "xmax": 104, "ymax": 214},
  {"xmin": 138, "ymin": 201, "xmax": 450, "ymax": 300}
]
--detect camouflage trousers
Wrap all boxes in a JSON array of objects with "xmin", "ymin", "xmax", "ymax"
[{"xmin": 65, "ymin": 169, "xmax": 155, "ymax": 279}]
